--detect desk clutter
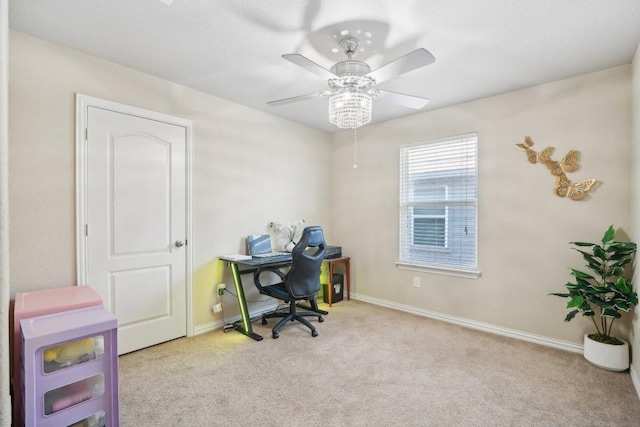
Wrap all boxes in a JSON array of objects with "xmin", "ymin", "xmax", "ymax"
[
  {"xmin": 221, "ymin": 246, "xmax": 342, "ymax": 262},
  {"xmin": 219, "ymin": 253, "xmax": 252, "ymax": 262}
]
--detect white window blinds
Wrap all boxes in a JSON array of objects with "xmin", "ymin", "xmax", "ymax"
[{"xmin": 399, "ymin": 133, "xmax": 478, "ymax": 273}]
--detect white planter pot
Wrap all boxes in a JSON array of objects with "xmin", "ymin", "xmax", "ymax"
[{"xmin": 583, "ymin": 334, "xmax": 629, "ymax": 371}]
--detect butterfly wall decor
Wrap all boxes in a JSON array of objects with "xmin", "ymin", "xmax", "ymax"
[
  {"xmin": 554, "ymin": 173, "xmax": 597, "ymax": 201},
  {"xmin": 516, "ymin": 136, "xmax": 553, "ymax": 165},
  {"xmin": 515, "ymin": 136, "xmax": 598, "ymax": 201}
]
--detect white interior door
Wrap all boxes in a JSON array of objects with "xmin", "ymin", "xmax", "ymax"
[{"xmin": 85, "ymin": 106, "xmax": 188, "ymax": 354}]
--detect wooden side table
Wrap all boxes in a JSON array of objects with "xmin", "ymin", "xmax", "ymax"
[{"xmin": 326, "ymin": 257, "xmax": 350, "ymax": 307}]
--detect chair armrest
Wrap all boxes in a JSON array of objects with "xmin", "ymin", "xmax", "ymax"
[{"xmin": 253, "ymin": 267, "xmax": 286, "ymax": 294}]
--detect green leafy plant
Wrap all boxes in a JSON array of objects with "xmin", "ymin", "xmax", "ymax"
[{"xmin": 551, "ymin": 225, "xmax": 637, "ymax": 345}]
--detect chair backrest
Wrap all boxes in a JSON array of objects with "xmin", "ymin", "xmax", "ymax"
[{"xmin": 285, "ymin": 226, "xmax": 326, "ymax": 298}]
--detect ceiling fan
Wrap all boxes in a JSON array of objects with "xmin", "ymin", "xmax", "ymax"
[{"xmin": 267, "ymin": 36, "xmax": 435, "ymax": 129}]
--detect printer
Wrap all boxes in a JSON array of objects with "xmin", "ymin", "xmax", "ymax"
[{"xmin": 325, "ymin": 246, "xmax": 342, "ymax": 259}]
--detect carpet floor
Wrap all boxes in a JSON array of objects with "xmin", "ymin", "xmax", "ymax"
[{"xmin": 118, "ymin": 300, "xmax": 640, "ymax": 426}]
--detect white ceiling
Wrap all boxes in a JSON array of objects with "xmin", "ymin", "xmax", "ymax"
[{"xmin": 9, "ymin": 0, "xmax": 640, "ymax": 133}]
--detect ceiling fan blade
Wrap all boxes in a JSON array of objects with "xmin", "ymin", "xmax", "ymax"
[
  {"xmin": 267, "ymin": 92, "xmax": 325, "ymax": 106},
  {"xmin": 376, "ymin": 90, "xmax": 430, "ymax": 109},
  {"xmin": 367, "ymin": 48, "xmax": 435, "ymax": 85},
  {"xmin": 282, "ymin": 54, "xmax": 337, "ymax": 80}
]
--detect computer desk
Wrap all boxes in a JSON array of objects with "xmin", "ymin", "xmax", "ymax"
[{"xmin": 222, "ymin": 253, "xmax": 350, "ymax": 341}]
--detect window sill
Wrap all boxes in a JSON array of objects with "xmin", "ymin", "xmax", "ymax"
[{"xmin": 395, "ymin": 261, "xmax": 481, "ymax": 279}]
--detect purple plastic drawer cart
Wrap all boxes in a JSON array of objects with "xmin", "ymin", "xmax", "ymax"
[
  {"xmin": 12, "ymin": 285, "xmax": 103, "ymax": 427},
  {"xmin": 20, "ymin": 306, "xmax": 119, "ymax": 427}
]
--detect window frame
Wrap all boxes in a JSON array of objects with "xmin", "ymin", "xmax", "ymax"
[
  {"xmin": 397, "ymin": 133, "xmax": 480, "ymax": 279},
  {"xmin": 409, "ymin": 185, "xmax": 449, "ymax": 250}
]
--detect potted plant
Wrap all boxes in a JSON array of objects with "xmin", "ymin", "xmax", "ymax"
[{"xmin": 551, "ymin": 225, "xmax": 637, "ymax": 371}]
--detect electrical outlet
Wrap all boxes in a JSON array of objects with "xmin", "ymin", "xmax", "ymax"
[
  {"xmin": 413, "ymin": 277, "xmax": 421, "ymax": 288},
  {"xmin": 217, "ymin": 283, "xmax": 226, "ymax": 296}
]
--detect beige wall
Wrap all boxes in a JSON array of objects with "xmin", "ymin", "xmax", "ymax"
[
  {"xmin": 8, "ymin": 31, "xmax": 332, "ymax": 328},
  {"xmin": 631, "ymin": 42, "xmax": 640, "ymax": 383},
  {"xmin": 7, "ymin": 30, "xmax": 637, "ymax": 349},
  {"xmin": 331, "ymin": 65, "xmax": 632, "ymax": 345}
]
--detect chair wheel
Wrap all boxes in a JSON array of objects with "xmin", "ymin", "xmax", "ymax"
[
  {"xmin": 261, "ymin": 318, "xmax": 267, "ymax": 325},
  {"xmin": 318, "ymin": 316, "xmax": 324, "ymax": 322},
  {"xmin": 311, "ymin": 330, "xmax": 318, "ymax": 337},
  {"xmin": 272, "ymin": 332, "xmax": 279, "ymax": 339}
]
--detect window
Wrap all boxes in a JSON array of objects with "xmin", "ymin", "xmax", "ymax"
[
  {"xmin": 398, "ymin": 133, "xmax": 478, "ymax": 277},
  {"xmin": 412, "ymin": 186, "xmax": 448, "ymax": 248}
]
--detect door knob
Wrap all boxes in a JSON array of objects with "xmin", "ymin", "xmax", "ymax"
[{"xmin": 175, "ymin": 240, "xmax": 185, "ymax": 247}]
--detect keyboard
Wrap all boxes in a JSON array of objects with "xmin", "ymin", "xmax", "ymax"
[{"xmin": 252, "ymin": 252, "xmax": 289, "ymax": 258}]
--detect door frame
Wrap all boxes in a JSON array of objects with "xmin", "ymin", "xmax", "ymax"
[{"xmin": 75, "ymin": 94, "xmax": 194, "ymax": 338}]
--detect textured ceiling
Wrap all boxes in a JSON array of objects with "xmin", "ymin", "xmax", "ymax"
[{"xmin": 9, "ymin": 0, "xmax": 640, "ymax": 133}]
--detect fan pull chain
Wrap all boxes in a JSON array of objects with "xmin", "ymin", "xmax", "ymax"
[{"xmin": 353, "ymin": 127, "xmax": 358, "ymax": 169}]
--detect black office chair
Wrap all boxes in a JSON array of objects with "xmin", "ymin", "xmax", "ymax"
[{"xmin": 253, "ymin": 226, "xmax": 326, "ymax": 338}]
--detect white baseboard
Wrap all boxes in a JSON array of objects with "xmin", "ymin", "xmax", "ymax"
[
  {"xmin": 198, "ymin": 292, "xmax": 583, "ymax": 354},
  {"xmin": 351, "ymin": 292, "xmax": 584, "ymax": 354},
  {"xmin": 193, "ymin": 319, "xmax": 226, "ymax": 335},
  {"xmin": 193, "ymin": 303, "xmax": 279, "ymax": 336}
]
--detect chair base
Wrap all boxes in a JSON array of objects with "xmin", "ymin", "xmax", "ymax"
[{"xmin": 262, "ymin": 299, "xmax": 323, "ymax": 338}]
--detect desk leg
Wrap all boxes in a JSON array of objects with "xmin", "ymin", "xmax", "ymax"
[
  {"xmin": 229, "ymin": 263, "xmax": 263, "ymax": 341},
  {"xmin": 328, "ymin": 262, "xmax": 334, "ymax": 307},
  {"xmin": 346, "ymin": 258, "xmax": 351, "ymax": 301}
]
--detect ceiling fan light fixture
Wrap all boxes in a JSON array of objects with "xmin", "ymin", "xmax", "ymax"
[
  {"xmin": 329, "ymin": 90, "xmax": 372, "ymax": 129},
  {"xmin": 269, "ymin": 35, "xmax": 435, "ymax": 131}
]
